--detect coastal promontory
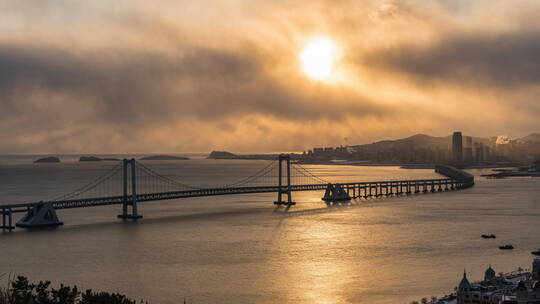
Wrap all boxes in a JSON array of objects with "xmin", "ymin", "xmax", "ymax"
[
  {"xmin": 208, "ymin": 151, "xmax": 238, "ymax": 159},
  {"xmin": 79, "ymin": 156, "xmax": 120, "ymax": 161},
  {"xmin": 33, "ymin": 156, "xmax": 60, "ymax": 163},
  {"xmin": 207, "ymin": 151, "xmax": 282, "ymax": 160},
  {"xmin": 79, "ymin": 156, "xmax": 102, "ymax": 162},
  {"xmin": 139, "ymin": 155, "xmax": 190, "ymax": 161}
]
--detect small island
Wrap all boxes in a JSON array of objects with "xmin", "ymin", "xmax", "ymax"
[
  {"xmin": 33, "ymin": 156, "xmax": 60, "ymax": 163},
  {"xmin": 207, "ymin": 150, "xmax": 288, "ymax": 160},
  {"xmin": 208, "ymin": 151, "xmax": 238, "ymax": 159},
  {"xmin": 139, "ymin": 155, "xmax": 190, "ymax": 161},
  {"xmin": 79, "ymin": 156, "xmax": 102, "ymax": 162},
  {"xmin": 79, "ymin": 156, "xmax": 120, "ymax": 162}
]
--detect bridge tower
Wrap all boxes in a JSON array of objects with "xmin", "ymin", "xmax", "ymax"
[
  {"xmin": 118, "ymin": 159, "xmax": 143, "ymax": 220},
  {"xmin": 274, "ymin": 154, "xmax": 296, "ymax": 206}
]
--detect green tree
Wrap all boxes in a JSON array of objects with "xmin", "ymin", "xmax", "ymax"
[
  {"xmin": 80, "ymin": 290, "xmax": 136, "ymax": 304},
  {"xmin": 2, "ymin": 276, "xmax": 141, "ymax": 304}
]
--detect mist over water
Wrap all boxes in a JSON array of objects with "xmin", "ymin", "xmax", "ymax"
[{"xmin": 1, "ymin": 157, "xmax": 539, "ymax": 303}]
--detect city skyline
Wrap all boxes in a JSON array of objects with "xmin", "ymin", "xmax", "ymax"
[
  {"xmin": 2, "ymin": 1, "xmax": 540, "ymax": 153},
  {"xmin": 301, "ymin": 131, "xmax": 540, "ymax": 164}
]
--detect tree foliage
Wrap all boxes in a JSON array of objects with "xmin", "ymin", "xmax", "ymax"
[{"xmin": 0, "ymin": 276, "xmax": 143, "ymax": 304}]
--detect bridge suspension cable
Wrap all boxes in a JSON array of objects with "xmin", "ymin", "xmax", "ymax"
[
  {"xmin": 291, "ymin": 163, "xmax": 329, "ymax": 184},
  {"xmin": 49, "ymin": 162, "xmax": 123, "ymax": 202},
  {"xmin": 133, "ymin": 159, "xmax": 279, "ymax": 190},
  {"xmin": 134, "ymin": 161, "xmax": 201, "ymax": 191},
  {"xmin": 44, "ymin": 157, "xmax": 333, "ymax": 203}
]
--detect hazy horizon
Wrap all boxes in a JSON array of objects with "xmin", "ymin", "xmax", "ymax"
[
  {"xmin": 2, "ymin": 0, "xmax": 540, "ymax": 153},
  {"xmin": 1, "ymin": 131, "xmax": 539, "ymax": 155}
]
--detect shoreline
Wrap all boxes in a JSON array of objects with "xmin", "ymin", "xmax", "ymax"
[{"xmin": 296, "ymin": 160, "xmax": 518, "ymax": 170}]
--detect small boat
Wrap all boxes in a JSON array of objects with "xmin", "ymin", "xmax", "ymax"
[
  {"xmin": 531, "ymin": 250, "xmax": 540, "ymax": 256},
  {"xmin": 482, "ymin": 234, "xmax": 496, "ymax": 239},
  {"xmin": 499, "ymin": 245, "xmax": 514, "ymax": 250}
]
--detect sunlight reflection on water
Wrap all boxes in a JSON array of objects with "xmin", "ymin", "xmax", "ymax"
[{"xmin": 1, "ymin": 158, "xmax": 539, "ymax": 303}]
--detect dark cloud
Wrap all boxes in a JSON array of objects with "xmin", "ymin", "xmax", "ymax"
[
  {"xmin": 5, "ymin": 0, "xmax": 539, "ymax": 153},
  {"xmin": 366, "ymin": 30, "xmax": 540, "ymax": 87},
  {"xmin": 0, "ymin": 42, "xmax": 395, "ymax": 152}
]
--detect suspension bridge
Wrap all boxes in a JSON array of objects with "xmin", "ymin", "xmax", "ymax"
[{"xmin": 0, "ymin": 155, "xmax": 474, "ymax": 231}]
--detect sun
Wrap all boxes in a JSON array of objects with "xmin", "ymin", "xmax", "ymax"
[{"xmin": 300, "ymin": 37, "xmax": 338, "ymax": 81}]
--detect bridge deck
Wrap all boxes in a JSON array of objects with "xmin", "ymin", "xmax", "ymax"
[{"xmin": 1, "ymin": 177, "xmax": 459, "ymax": 214}]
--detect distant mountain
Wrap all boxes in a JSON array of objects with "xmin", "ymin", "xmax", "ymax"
[
  {"xmin": 351, "ymin": 133, "xmax": 491, "ymax": 151},
  {"xmin": 516, "ymin": 133, "xmax": 540, "ymax": 144}
]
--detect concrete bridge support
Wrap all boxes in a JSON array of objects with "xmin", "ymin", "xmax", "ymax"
[
  {"xmin": 274, "ymin": 154, "xmax": 295, "ymax": 206},
  {"xmin": 1, "ymin": 207, "xmax": 15, "ymax": 231},
  {"xmin": 118, "ymin": 159, "xmax": 143, "ymax": 220},
  {"xmin": 366, "ymin": 184, "xmax": 372, "ymax": 198},
  {"xmin": 16, "ymin": 202, "xmax": 63, "ymax": 228},
  {"xmin": 322, "ymin": 184, "xmax": 352, "ymax": 202}
]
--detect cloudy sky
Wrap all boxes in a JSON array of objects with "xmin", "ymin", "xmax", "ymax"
[{"xmin": 1, "ymin": 0, "xmax": 539, "ymax": 153}]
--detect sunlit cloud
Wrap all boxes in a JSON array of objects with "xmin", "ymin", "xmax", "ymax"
[{"xmin": 0, "ymin": 0, "xmax": 539, "ymax": 153}]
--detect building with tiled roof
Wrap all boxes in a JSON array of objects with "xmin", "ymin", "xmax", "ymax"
[{"xmin": 456, "ymin": 258, "xmax": 540, "ymax": 304}]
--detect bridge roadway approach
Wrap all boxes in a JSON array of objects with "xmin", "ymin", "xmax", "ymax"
[{"xmin": 0, "ymin": 156, "xmax": 474, "ymax": 231}]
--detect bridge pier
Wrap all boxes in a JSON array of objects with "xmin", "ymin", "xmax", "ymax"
[
  {"xmin": 118, "ymin": 159, "xmax": 143, "ymax": 220},
  {"xmin": 1, "ymin": 207, "xmax": 15, "ymax": 231},
  {"xmin": 16, "ymin": 202, "xmax": 63, "ymax": 228},
  {"xmin": 274, "ymin": 154, "xmax": 295, "ymax": 206},
  {"xmin": 322, "ymin": 183, "xmax": 352, "ymax": 202}
]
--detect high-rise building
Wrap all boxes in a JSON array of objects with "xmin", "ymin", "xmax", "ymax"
[
  {"xmin": 452, "ymin": 131, "xmax": 463, "ymax": 163},
  {"xmin": 464, "ymin": 136, "xmax": 473, "ymax": 163},
  {"xmin": 465, "ymin": 136, "xmax": 473, "ymax": 147},
  {"xmin": 475, "ymin": 143, "xmax": 484, "ymax": 162}
]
